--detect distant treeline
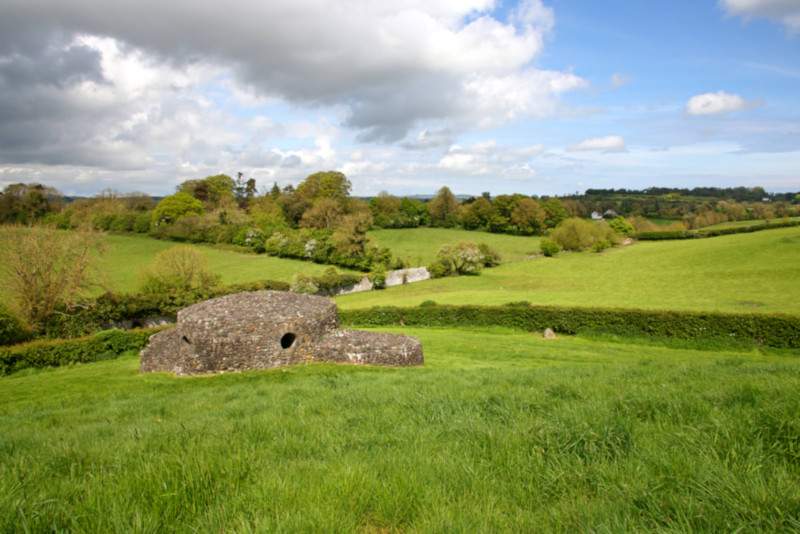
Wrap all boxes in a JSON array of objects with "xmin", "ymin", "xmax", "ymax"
[{"xmin": 582, "ymin": 186, "xmax": 799, "ymax": 203}]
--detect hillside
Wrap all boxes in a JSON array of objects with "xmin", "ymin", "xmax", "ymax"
[{"xmin": 336, "ymin": 226, "xmax": 800, "ymax": 314}]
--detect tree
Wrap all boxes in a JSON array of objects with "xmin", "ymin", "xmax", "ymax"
[
  {"xmin": 429, "ymin": 186, "xmax": 459, "ymax": 227},
  {"xmin": 152, "ymin": 193, "xmax": 205, "ymax": 225},
  {"xmin": 137, "ymin": 246, "xmax": 221, "ymax": 294},
  {"xmin": 0, "ymin": 225, "xmax": 107, "ymax": 328},
  {"xmin": 542, "ymin": 197, "xmax": 568, "ymax": 228},
  {"xmin": 511, "ymin": 198, "xmax": 547, "ymax": 235},
  {"xmin": 301, "ymin": 198, "xmax": 345, "ymax": 230},
  {"xmin": 460, "ymin": 196, "xmax": 492, "ymax": 230},
  {"xmin": 297, "ymin": 171, "xmax": 352, "ymax": 201}
]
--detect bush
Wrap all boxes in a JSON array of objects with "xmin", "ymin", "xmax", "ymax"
[
  {"xmin": 609, "ymin": 217, "xmax": 635, "ymax": 237},
  {"xmin": 427, "ymin": 255, "xmax": 455, "ymax": 278},
  {"xmin": 138, "ymin": 246, "xmax": 221, "ymax": 295},
  {"xmin": 0, "ymin": 306, "xmax": 31, "ymax": 346},
  {"xmin": 550, "ymin": 218, "xmax": 619, "ymax": 252},
  {"xmin": 540, "ymin": 238, "xmax": 561, "ymax": 257},
  {"xmin": 290, "ymin": 273, "xmax": 319, "ymax": 294},
  {"xmin": 419, "ymin": 300, "xmax": 438, "ymax": 307},
  {"xmin": 591, "ymin": 239, "xmax": 612, "ymax": 253},
  {"xmin": 369, "ymin": 265, "xmax": 387, "ymax": 289}
]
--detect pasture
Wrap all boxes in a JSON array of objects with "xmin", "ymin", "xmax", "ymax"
[
  {"xmin": 2, "ymin": 327, "xmax": 799, "ymax": 532},
  {"xmin": 367, "ymin": 228, "xmax": 541, "ymax": 266},
  {"xmin": 102, "ymin": 235, "xmax": 352, "ymax": 294},
  {"xmin": 336, "ymin": 226, "xmax": 800, "ymax": 314}
]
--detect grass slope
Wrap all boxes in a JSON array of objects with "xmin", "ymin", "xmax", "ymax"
[
  {"xmin": 104, "ymin": 235, "xmax": 352, "ymax": 294},
  {"xmin": 368, "ymin": 228, "xmax": 541, "ymax": 266},
  {"xmin": 2, "ymin": 327, "xmax": 799, "ymax": 531},
  {"xmin": 337, "ymin": 226, "xmax": 800, "ymax": 314}
]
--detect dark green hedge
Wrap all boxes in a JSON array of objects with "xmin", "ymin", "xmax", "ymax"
[
  {"xmin": 636, "ymin": 219, "xmax": 800, "ymax": 241},
  {"xmin": 0, "ymin": 327, "xmax": 166, "ymax": 376},
  {"xmin": 340, "ymin": 305, "xmax": 800, "ymax": 348}
]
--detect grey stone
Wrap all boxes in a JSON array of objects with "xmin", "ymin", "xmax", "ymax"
[
  {"xmin": 140, "ymin": 291, "xmax": 423, "ymax": 375},
  {"xmin": 543, "ymin": 328, "xmax": 557, "ymax": 339}
]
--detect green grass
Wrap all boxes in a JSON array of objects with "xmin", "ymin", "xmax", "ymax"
[
  {"xmin": 2, "ymin": 327, "xmax": 799, "ymax": 532},
  {"xmin": 368, "ymin": 228, "xmax": 541, "ymax": 266},
  {"xmin": 336, "ymin": 226, "xmax": 800, "ymax": 314},
  {"xmin": 103, "ymin": 235, "xmax": 354, "ymax": 294}
]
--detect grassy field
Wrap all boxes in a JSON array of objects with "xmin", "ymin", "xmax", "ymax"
[
  {"xmin": 1, "ymin": 327, "xmax": 798, "ymax": 532},
  {"xmin": 103, "ymin": 235, "xmax": 352, "ymax": 294},
  {"xmin": 701, "ymin": 217, "xmax": 800, "ymax": 230},
  {"xmin": 336, "ymin": 226, "xmax": 800, "ymax": 314},
  {"xmin": 368, "ymin": 228, "xmax": 541, "ymax": 266}
]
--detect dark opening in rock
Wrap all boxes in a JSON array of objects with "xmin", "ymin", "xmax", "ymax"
[
  {"xmin": 281, "ymin": 333, "xmax": 296, "ymax": 349},
  {"xmin": 182, "ymin": 335, "xmax": 191, "ymax": 345}
]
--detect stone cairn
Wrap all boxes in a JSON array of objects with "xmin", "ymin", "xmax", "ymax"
[{"xmin": 140, "ymin": 291, "xmax": 423, "ymax": 375}]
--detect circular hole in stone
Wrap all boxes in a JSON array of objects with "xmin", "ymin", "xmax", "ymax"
[
  {"xmin": 281, "ymin": 333, "xmax": 296, "ymax": 349},
  {"xmin": 182, "ymin": 335, "xmax": 191, "ymax": 345}
]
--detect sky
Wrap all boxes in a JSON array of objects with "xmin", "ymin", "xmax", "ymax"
[{"xmin": 0, "ymin": 0, "xmax": 798, "ymax": 198}]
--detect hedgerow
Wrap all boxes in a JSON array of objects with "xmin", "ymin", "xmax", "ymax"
[
  {"xmin": 340, "ymin": 305, "xmax": 800, "ymax": 348},
  {"xmin": 0, "ymin": 327, "xmax": 165, "ymax": 376},
  {"xmin": 636, "ymin": 219, "xmax": 800, "ymax": 241}
]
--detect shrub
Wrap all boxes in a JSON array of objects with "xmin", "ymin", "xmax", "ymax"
[
  {"xmin": 419, "ymin": 300, "xmax": 438, "ymax": 307},
  {"xmin": 290, "ymin": 273, "xmax": 319, "ymax": 294},
  {"xmin": 609, "ymin": 216, "xmax": 635, "ymax": 237},
  {"xmin": 0, "ymin": 306, "xmax": 31, "ymax": 346},
  {"xmin": 591, "ymin": 239, "xmax": 612, "ymax": 253},
  {"xmin": 478, "ymin": 243, "xmax": 502, "ymax": 266},
  {"xmin": 427, "ymin": 255, "xmax": 455, "ymax": 278},
  {"xmin": 540, "ymin": 238, "xmax": 561, "ymax": 257},
  {"xmin": 550, "ymin": 218, "xmax": 619, "ymax": 252},
  {"xmin": 138, "ymin": 246, "xmax": 221, "ymax": 295},
  {"xmin": 369, "ymin": 265, "xmax": 387, "ymax": 289}
]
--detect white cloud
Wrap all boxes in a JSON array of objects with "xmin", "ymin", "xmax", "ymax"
[
  {"xmin": 685, "ymin": 90, "xmax": 763, "ymax": 115},
  {"xmin": 720, "ymin": 0, "xmax": 800, "ymax": 34},
  {"xmin": 567, "ymin": 135, "xmax": 626, "ymax": 152}
]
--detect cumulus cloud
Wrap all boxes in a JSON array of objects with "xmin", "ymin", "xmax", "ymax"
[
  {"xmin": 0, "ymin": 0, "xmax": 585, "ymax": 153},
  {"xmin": 719, "ymin": 0, "xmax": 800, "ymax": 34},
  {"xmin": 437, "ymin": 140, "xmax": 545, "ymax": 175},
  {"xmin": 567, "ymin": 135, "xmax": 626, "ymax": 152},
  {"xmin": 685, "ymin": 90, "xmax": 763, "ymax": 115}
]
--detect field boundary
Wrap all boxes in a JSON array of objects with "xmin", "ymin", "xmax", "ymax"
[{"xmin": 340, "ymin": 304, "xmax": 800, "ymax": 348}]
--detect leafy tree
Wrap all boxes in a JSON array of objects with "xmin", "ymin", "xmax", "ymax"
[
  {"xmin": 511, "ymin": 197, "xmax": 547, "ymax": 235},
  {"xmin": 539, "ymin": 238, "xmax": 561, "ymax": 257},
  {"xmin": 233, "ymin": 173, "xmax": 257, "ymax": 208},
  {"xmin": 300, "ymin": 198, "xmax": 345, "ymax": 230},
  {"xmin": 542, "ymin": 197, "xmax": 568, "ymax": 228},
  {"xmin": 297, "ymin": 171, "xmax": 352, "ymax": 201},
  {"xmin": 178, "ymin": 174, "xmax": 236, "ymax": 209},
  {"xmin": 0, "ymin": 183, "xmax": 63, "ymax": 224},
  {"xmin": 429, "ymin": 186, "xmax": 459, "ymax": 227},
  {"xmin": 0, "ymin": 225, "xmax": 107, "ymax": 328},
  {"xmin": 332, "ymin": 212, "xmax": 373, "ymax": 266},
  {"xmin": 137, "ymin": 246, "xmax": 221, "ymax": 295},
  {"xmin": 153, "ymin": 193, "xmax": 205, "ymax": 226},
  {"xmin": 460, "ymin": 196, "xmax": 492, "ymax": 230}
]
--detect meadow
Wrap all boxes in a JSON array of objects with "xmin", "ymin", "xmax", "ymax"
[
  {"xmin": 336, "ymin": 226, "xmax": 800, "ymax": 314},
  {"xmin": 367, "ymin": 228, "xmax": 541, "ymax": 266},
  {"xmin": 2, "ymin": 326, "xmax": 799, "ymax": 532},
  {"xmin": 102, "ymin": 235, "xmax": 354, "ymax": 295}
]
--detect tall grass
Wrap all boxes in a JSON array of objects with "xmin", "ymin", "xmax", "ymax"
[
  {"xmin": 337, "ymin": 226, "xmax": 800, "ymax": 314},
  {"xmin": 2, "ymin": 327, "xmax": 799, "ymax": 532}
]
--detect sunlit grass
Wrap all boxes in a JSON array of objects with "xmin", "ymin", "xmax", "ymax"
[
  {"xmin": 337, "ymin": 226, "xmax": 800, "ymax": 314},
  {"xmin": 2, "ymin": 327, "xmax": 799, "ymax": 532}
]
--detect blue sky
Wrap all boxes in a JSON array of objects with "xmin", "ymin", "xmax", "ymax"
[{"xmin": 0, "ymin": 0, "xmax": 798, "ymax": 197}]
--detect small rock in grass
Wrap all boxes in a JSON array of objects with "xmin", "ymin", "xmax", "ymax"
[{"xmin": 543, "ymin": 328, "xmax": 556, "ymax": 339}]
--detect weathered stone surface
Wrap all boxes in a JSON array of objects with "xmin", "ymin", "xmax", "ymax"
[
  {"xmin": 140, "ymin": 291, "xmax": 423, "ymax": 375},
  {"xmin": 543, "ymin": 328, "xmax": 557, "ymax": 339}
]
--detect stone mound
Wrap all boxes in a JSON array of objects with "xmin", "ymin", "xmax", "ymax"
[{"xmin": 140, "ymin": 291, "xmax": 423, "ymax": 375}]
